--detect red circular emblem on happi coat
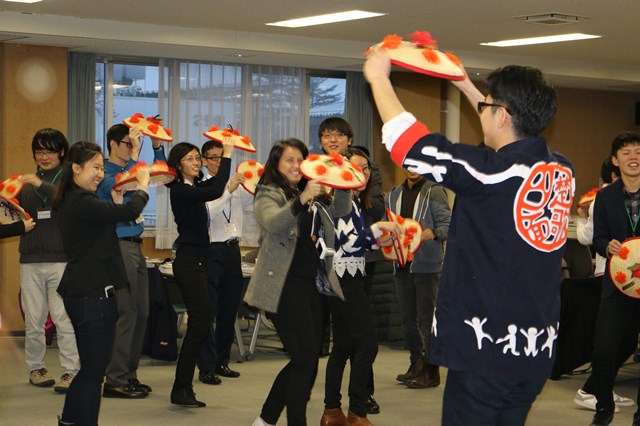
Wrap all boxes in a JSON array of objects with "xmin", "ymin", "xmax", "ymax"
[{"xmin": 514, "ymin": 162, "xmax": 574, "ymax": 252}]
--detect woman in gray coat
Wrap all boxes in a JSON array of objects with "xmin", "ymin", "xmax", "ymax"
[{"xmin": 245, "ymin": 138, "xmax": 325, "ymax": 426}]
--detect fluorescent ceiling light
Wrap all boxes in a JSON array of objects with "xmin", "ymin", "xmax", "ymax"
[
  {"xmin": 2, "ymin": 0, "xmax": 43, "ymax": 3},
  {"xmin": 266, "ymin": 10, "xmax": 385, "ymax": 28},
  {"xmin": 480, "ymin": 33, "xmax": 601, "ymax": 47}
]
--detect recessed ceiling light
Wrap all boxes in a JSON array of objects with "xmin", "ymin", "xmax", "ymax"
[
  {"xmin": 266, "ymin": 10, "xmax": 386, "ymax": 28},
  {"xmin": 2, "ymin": 0, "xmax": 43, "ymax": 3},
  {"xmin": 480, "ymin": 33, "xmax": 601, "ymax": 47}
]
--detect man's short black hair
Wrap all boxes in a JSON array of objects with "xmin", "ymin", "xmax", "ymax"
[
  {"xmin": 202, "ymin": 139, "xmax": 223, "ymax": 156},
  {"xmin": 610, "ymin": 131, "xmax": 640, "ymax": 158},
  {"xmin": 486, "ymin": 65, "xmax": 557, "ymax": 138},
  {"xmin": 106, "ymin": 124, "xmax": 130, "ymax": 155},
  {"xmin": 31, "ymin": 128, "xmax": 69, "ymax": 162},
  {"xmin": 318, "ymin": 117, "xmax": 353, "ymax": 140}
]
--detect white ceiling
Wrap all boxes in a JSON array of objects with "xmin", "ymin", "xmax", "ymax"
[{"xmin": 1, "ymin": 0, "xmax": 639, "ymax": 91}]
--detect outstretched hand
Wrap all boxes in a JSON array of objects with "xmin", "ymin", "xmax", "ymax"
[{"xmin": 363, "ymin": 47, "xmax": 392, "ymax": 84}]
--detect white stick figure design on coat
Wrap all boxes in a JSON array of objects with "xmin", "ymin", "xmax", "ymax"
[
  {"xmin": 496, "ymin": 324, "xmax": 521, "ymax": 356},
  {"xmin": 432, "ymin": 309, "xmax": 438, "ymax": 337},
  {"xmin": 464, "ymin": 317, "xmax": 494, "ymax": 350},
  {"xmin": 520, "ymin": 327, "xmax": 544, "ymax": 357},
  {"xmin": 540, "ymin": 323, "xmax": 559, "ymax": 358}
]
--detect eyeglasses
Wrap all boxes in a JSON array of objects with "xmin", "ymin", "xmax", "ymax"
[
  {"xmin": 362, "ymin": 166, "xmax": 372, "ymax": 174},
  {"xmin": 477, "ymin": 101, "xmax": 512, "ymax": 115},
  {"xmin": 182, "ymin": 156, "xmax": 202, "ymax": 163},
  {"xmin": 117, "ymin": 140, "xmax": 134, "ymax": 149},
  {"xmin": 203, "ymin": 155, "xmax": 222, "ymax": 162},
  {"xmin": 321, "ymin": 132, "xmax": 347, "ymax": 140},
  {"xmin": 34, "ymin": 150, "xmax": 57, "ymax": 158}
]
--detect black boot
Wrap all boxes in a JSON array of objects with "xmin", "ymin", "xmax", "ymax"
[
  {"xmin": 170, "ymin": 385, "xmax": 206, "ymax": 408},
  {"xmin": 406, "ymin": 361, "xmax": 440, "ymax": 389},
  {"xmin": 57, "ymin": 415, "xmax": 76, "ymax": 425},
  {"xmin": 397, "ymin": 355, "xmax": 424, "ymax": 384}
]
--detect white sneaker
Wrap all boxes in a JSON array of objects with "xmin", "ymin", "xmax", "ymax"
[
  {"xmin": 251, "ymin": 417, "xmax": 275, "ymax": 426},
  {"xmin": 613, "ymin": 391, "xmax": 635, "ymax": 407},
  {"xmin": 574, "ymin": 389, "xmax": 620, "ymax": 413}
]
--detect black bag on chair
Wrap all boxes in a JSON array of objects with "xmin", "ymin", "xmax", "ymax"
[{"xmin": 142, "ymin": 267, "xmax": 179, "ymax": 362}]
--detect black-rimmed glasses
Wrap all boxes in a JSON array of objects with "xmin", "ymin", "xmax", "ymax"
[
  {"xmin": 477, "ymin": 101, "xmax": 512, "ymax": 115},
  {"xmin": 203, "ymin": 155, "xmax": 222, "ymax": 162},
  {"xmin": 117, "ymin": 140, "xmax": 134, "ymax": 149}
]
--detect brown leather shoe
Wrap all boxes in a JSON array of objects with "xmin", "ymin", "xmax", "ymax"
[
  {"xmin": 395, "ymin": 354, "xmax": 420, "ymax": 383},
  {"xmin": 346, "ymin": 411, "xmax": 373, "ymax": 426},
  {"xmin": 321, "ymin": 408, "xmax": 347, "ymax": 426},
  {"xmin": 406, "ymin": 363, "xmax": 440, "ymax": 389}
]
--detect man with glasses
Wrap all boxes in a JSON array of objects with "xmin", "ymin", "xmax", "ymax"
[
  {"xmin": 196, "ymin": 139, "xmax": 253, "ymax": 385},
  {"xmin": 96, "ymin": 123, "xmax": 166, "ymax": 399},
  {"xmin": 318, "ymin": 117, "xmax": 385, "ymax": 415},
  {"xmin": 16, "ymin": 128, "xmax": 79, "ymax": 393},
  {"xmin": 364, "ymin": 50, "xmax": 574, "ymax": 424}
]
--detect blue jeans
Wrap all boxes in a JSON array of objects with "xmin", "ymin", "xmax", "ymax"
[
  {"xmin": 60, "ymin": 290, "xmax": 117, "ymax": 426},
  {"xmin": 442, "ymin": 369, "xmax": 546, "ymax": 426}
]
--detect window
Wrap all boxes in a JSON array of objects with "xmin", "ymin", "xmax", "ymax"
[
  {"xmin": 95, "ymin": 61, "xmax": 161, "ymax": 228},
  {"xmin": 308, "ymin": 76, "xmax": 346, "ymax": 153}
]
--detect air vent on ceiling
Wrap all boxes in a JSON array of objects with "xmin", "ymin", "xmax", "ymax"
[{"xmin": 515, "ymin": 13, "xmax": 587, "ymax": 26}]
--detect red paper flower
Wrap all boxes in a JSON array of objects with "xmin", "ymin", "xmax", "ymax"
[
  {"xmin": 307, "ymin": 154, "xmax": 320, "ymax": 161},
  {"xmin": 129, "ymin": 116, "xmax": 140, "ymax": 123},
  {"xmin": 329, "ymin": 152, "xmax": 344, "ymax": 166},
  {"xmin": 633, "ymin": 265, "xmax": 640, "ymax": 279},
  {"xmin": 147, "ymin": 124, "xmax": 159, "ymax": 134},
  {"xmin": 445, "ymin": 52, "xmax": 462, "ymax": 67},
  {"xmin": 381, "ymin": 34, "xmax": 403, "ymax": 49},
  {"xmin": 407, "ymin": 252, "xmax": 414, "ymax": 262},
  {"xmin": 315, "ymin": 165, "xmax": 327, "ymax": 176},
  {"xmin": 340, "ymin": 170, "xmax": 354, "ymax": 182},
  {"xmin": 383, "ymin": 246, "xmax": 393, "ymax": 254},
  {"xmin": 409, "ymin": 31, "xmax": 437, "ymax": 48},
  {"xmin": 248, "ymin": 160, "xmax": 256, "ymax": 166},
  {"xmin": 6, "ymin": 184, "xmax": 16, "ymax": 194},
  {"xmin": 231, "ymin": 128, "xmax": 240, "ymax": 136},
  {"xmin": 397, "ymin": 216, "xmax": 405, "ymax": 225},
  {"xmin": 619, "ymin": 246, "xmax": 630, "ymax": 260},
  {"xmin": 242, "ymin": 136, "xmax": 251, "ymax": 144},
  {"xmin": 422, "ymin": 49, "xmax": 440, "ymax": 64},
  {"xmin": 351, "ymin": 163, "xmax": 363, "ymax": 173},
  {"xmin": 221, "ymin": 130, "xmax": 232, "ymax": 137},
  {"xmin": 615, "ymin": 271, "xmax": 627, "ymax": 284},
  {"xmin": 165, "ymin": 128, "xmax": 172, "ymax": 136},
  {"xmin": 258, "ymin": 168, "xmax": 264, "ymax": 177},
  {"xmin": 243, "ymin": 171, "xmax": 253, "ymax": 179},
  {"xmin": 208, "ymin": 125, "xmax": 219, "ymax": 132}
]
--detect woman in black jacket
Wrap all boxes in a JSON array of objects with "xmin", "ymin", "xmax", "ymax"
[
  {"xmin": 54, "ymin": 141, "xmax": 149, "ymax": 426},
  {"xmin": 166, "ymin": 139, "xmax": 233, "ymax": 407}
]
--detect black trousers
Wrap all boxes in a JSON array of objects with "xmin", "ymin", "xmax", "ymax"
[
  {"xmin": 324, "ymin": 274, "xmax": 378, "ymax": 417},
  {"xmin": 589, "ymin": 291, "xmax": 640, "ymax": 411},
  {"xmin": 261, "ymin": 275, "xmax": 324, "ymax": 426},
  {"xmin": 197, "ymin": 242, "xmax": 244, "ymax": 372},
  {"xmin": 61, "ymin": 291, "xmax": 117, "ymax": 426},
  {"xmin": 173, "ymin": 255, "xmax": 212, "ymax": 390}
]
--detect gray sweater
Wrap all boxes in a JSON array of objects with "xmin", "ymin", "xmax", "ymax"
[{"xmin": 18, "ymin": 166, "xmax": 66, "ymax": 264}]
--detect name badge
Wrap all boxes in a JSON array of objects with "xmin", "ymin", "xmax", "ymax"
[
  {"xmin": 224, "ymin": 223, "xmax": 238, "ymax": 234},
  {"xmin": 37, "ymin": 208, "xmax": 51, "ymax": 220},
  {"xmin": 135, "ymin": 215, "xmax": 144, "ymax": 224}
]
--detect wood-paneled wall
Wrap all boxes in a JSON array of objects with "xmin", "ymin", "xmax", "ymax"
[{"xmin": 0, "ymin": 44, "xmax": 68, "ymax": 333}]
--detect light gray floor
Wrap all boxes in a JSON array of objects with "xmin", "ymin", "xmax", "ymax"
[{"xmin": 0, "ymin": 333, "xmax": 638, "ymax": 425}]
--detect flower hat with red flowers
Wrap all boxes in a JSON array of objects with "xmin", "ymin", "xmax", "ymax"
[
  {"xmin": 236, "ymin": 160, "xmax": 264, "ymax": 195},
  {"xmin": 0, "ymin": 175, "xmax": 30, "ymax": 224},
  {"xmin": 299, "ymin": 153, "xmax": 365, "ymax": 190},
  {"xmin": 123, "ymin": 113, "xmax": 173, "ymax": 142},
  {"xmin": 577, "ymin": 187, "xmax": 601, "ymax": 207},
  {"xmin": 112, "ymin": 161, "xmax": 177, "ymax": 191},
  {"xmin": 203, "ymin": 124, "xmax": 256, "ymax": 153},
  {"xmin": 367, "ymin": 30, "xmax": 465, "ymax": 81},
  {"xmin": 381, "ymin": 208, "xmax": 423, "ymax": 268},
  {"xmin": 609, "ymin": 237, "xmax": 640, "ymax": 299}
]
